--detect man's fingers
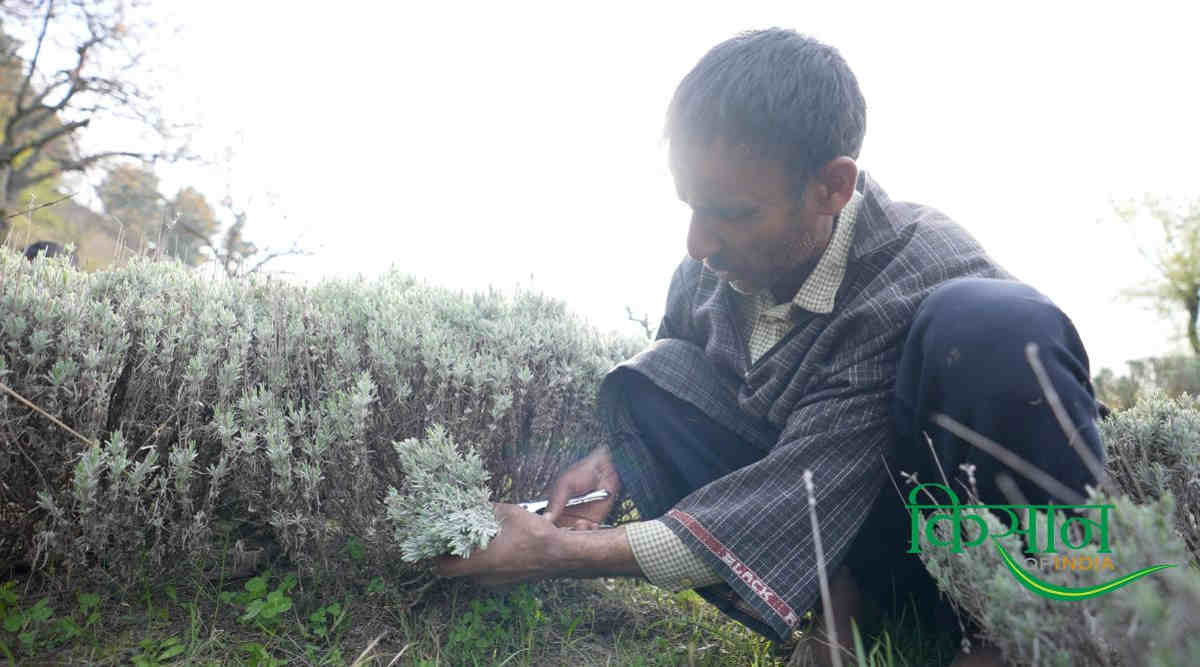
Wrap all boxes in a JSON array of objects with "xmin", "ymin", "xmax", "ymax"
[{"xmin": 544, "ymin": 481, "xmax": 573, "ymax": 524}]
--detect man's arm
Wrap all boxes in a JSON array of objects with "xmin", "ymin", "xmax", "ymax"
[
  {"xmin": 436, "ymin": 446, "xmax": 720, "ymax": 591},
  {"xmin": 439, "ymin": 259, "xmax": 702, "ymax": 586},
  {"xmin": 434, "ymin": 503, "xmax": 642, "ymax": 585}
]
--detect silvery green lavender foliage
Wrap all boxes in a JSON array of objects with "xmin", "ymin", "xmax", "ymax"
[
  {"xmin": 916, "ymin": 491, "xmax": 1200, "ymax": 666},
  {"xmin": 384, "ymin": 425, "xmax": 500, "ymax": 561},
  {"xmin": 1099, "ymin": 392, "xmax": 1200, "ymax": 561},
  {"xmin": 0, "ymin": 248, "xmax": 643, "ymax": 581}
]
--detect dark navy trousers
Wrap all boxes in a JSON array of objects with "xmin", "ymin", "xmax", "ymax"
[{"xmin": 616, "ymin": 278, "xmax": 1106, "ymax": 636}]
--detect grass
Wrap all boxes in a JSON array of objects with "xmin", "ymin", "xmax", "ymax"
[
  {"xmin": 0, "ymin": 565, "xmax": 804, "ymax": 666},
  {"xmin": 1, "ymin": 554, "xmax": 965, "ymax": 666}
]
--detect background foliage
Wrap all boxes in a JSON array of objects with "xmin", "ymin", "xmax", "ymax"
[
  {"xmin": 1094, "ymin": 355, "xmax": 1200, "ymax": 412},
  {"xmin": 0, "ymin": 1, "xmax": 304, "ymax": 275}
]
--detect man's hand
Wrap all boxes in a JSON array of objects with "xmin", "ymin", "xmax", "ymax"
[
  {"xmin": 434, "ymin": 503, "xmax": 561, "ymax": 586},
  {"xmin": 434, "ymin": 502, "xmax": 643, "ymax": 585},
  {"xmin": 544, "ymin": 446, "xmax": 621, "ymax": 530}
]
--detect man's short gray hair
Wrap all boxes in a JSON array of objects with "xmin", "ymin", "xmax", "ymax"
[{"xmin": 665, "ymin": 28, "xmax": 867, "ymax": 194}]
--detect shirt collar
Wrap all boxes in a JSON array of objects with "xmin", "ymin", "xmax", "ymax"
[{"xmin": 790, "ymin": 188, "xmax": 862, "ymax": 314}]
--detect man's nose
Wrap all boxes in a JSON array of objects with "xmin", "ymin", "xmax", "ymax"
[{"xmin": 686, "ymin": 215, "xmax": 721, "ymax": 261}]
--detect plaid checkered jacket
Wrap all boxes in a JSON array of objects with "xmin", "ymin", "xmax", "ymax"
[{"xmin": 600, "ymin": 172, "xmax": 1012, "ymax": 639}]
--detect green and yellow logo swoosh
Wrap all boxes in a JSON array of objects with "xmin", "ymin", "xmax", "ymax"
[{"xmin": 996, "ymin": 544, "xmax": 1175, "ymax": 600}]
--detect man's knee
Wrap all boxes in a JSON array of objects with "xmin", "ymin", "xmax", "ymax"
[
  {"xmin": 915, "ymin": 278, "xmax": 1078, "ymax": 359},
  {"xmin": 895, "ymin": 278, "xmax": 1103, "ymax": 503},
  {"xmin": 904, "ymin": 278, "xmax": 1093, "ymax": 403}
]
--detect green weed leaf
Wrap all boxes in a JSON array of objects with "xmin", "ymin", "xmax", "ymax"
[
  {"xmin": 240, "ymin": 599, "xmax": 264, "ymax": 623},
  {"xmin": 77, "ymin": 593, "xmax": 99, "ymax": 614},
  {"xmin": 3, "ymin": 613, "xmax": 22, "ymax": 632},
  {"xmin": 244, "ymin": 577, "xmax": 267, "ymax": 597}
]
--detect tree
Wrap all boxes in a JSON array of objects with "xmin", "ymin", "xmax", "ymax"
[
  {"xmin": 96, "ymin": 162, "xmax": 219, "ymax": 264},
  {"xmin": 95, "ymin": 162, "xmax": 161, "ymax": 247},
  {"xmin": 167, "ymin": 186, "xmax": 219, "ymax": 266},
  {"xmin": 97, "ymin": 161, "xmax": 311, "ymax": 276},
  {"xmin": 202, "ymin": 198, "xmax": 312, "ymax": 278},
  {"xmin": 0, "ymin": 0, "xmax": 179, "ymax": 238},
  {"xmin": 1113, "ymin": 195, "xmax": 1200, "ymax": 355}
]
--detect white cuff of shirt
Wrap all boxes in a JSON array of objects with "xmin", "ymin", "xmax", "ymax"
[{"xmin": 626, "ymin": 519, "xmax": 723, "ymax": 591}]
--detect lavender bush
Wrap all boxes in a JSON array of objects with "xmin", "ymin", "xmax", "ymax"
[{"xmin": 0, "ymin": 248, "xmax": 642, "ymax": 582}]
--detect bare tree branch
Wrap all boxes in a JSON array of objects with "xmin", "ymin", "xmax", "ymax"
[
  {"xmin": 11, "ymin": 0, "xmax": 54, "ymax": 116},
  {"xmin": 31, "ymin": 33, "xmax": 105, "ymax": 117},
  {"xmin": 1, "ymin": 190, "xmax": 74, "ymax": 220},
  {"xmin": 24, "ymin": 69, "xmax": 73, "ymax": 111},
  {"xmin": 244, "ymin": 243, "xmax": 314, "ymax": 276},
  {"xmin": 50, "ymin": 149, "xmax": 149, "ymax": 169},
  {"xmin": 9, "ymin": 149, "xmax": 148, "ymax": 194},
  {"xmin": 1, "ymin": 117, "xmax": 88, "ymax": 164},
  {"xmin": 624, "ymin": 305, "xmax": 654, "ymax": 339}
]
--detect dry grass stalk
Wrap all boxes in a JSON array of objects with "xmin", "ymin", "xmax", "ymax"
[
  {"xmin": 349, "ymin": 631, "xmax": 388, "ymax": 667},
  {"xmin": 803, "ymin": 469, "xmax": 843, "ymax": 667},
  {"xmin": 0, "ymin": 381, "xmax": 97, "ymax": 448},
  {"xmin": 929, "ymin": 412, "xmax": 1086, "ymax": 505},
  {"xmin": 1025, "ymin": 341, "xmax": 1109, "ymax": 492}
]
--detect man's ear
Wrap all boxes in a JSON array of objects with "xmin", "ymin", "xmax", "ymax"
[{"xmin": 812, "ymin": 157, "xmax": 858, "ymax": 216}]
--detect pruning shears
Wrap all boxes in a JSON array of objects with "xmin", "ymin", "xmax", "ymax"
[{"xmin": 517, "ymin": 489, "xmax": 611, "ymax": 517}]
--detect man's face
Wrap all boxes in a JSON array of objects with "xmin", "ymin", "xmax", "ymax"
[{"xmin": 670, "ymin": 138, "xmax": 833, "ymax": 295}]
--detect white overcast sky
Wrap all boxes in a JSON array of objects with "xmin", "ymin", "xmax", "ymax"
[{"xmin": 109, "ymin": 1, "xmax": 1200, "ymax": 373}]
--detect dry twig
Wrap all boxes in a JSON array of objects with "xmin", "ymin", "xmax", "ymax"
[
  {"xmin": 0, "ymin": 381, "xmax": 97, "ymax": 448},
  {"xmin": 803, "ymin": 469, "xmax": 843, "ymax": 667},
  {"xmin": 929, "ymin": 412, "xmax": 1086, "ymax": 505},
  {"xmin": 1024, "ymin": 342, "xmax": 1109, "ymax": 492}
]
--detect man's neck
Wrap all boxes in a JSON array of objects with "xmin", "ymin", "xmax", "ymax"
[
  {"xmin": 769, "ymin": 241, "xmax": 831, "ymax": 304},
  {"xmin": 769, "ymin": 214, "xmax": 838, "ymax": 304},
  {"xmin": 769, "ymin": 266, "xmax": 813, "ymax": 304}
]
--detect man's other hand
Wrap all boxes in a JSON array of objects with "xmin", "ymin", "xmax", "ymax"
[{"xmin": 544, "ymin": 447, "xmax": 621, "ymax": 529}]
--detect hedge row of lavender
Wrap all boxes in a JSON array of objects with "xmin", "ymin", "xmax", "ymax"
[
  {"xmin": 0, "ymin": 249, "xmax": 643, "ymax": 580},
  {"xmin": 914, "ymin": 394, "xmax": 1200, "ymax": 666}
]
